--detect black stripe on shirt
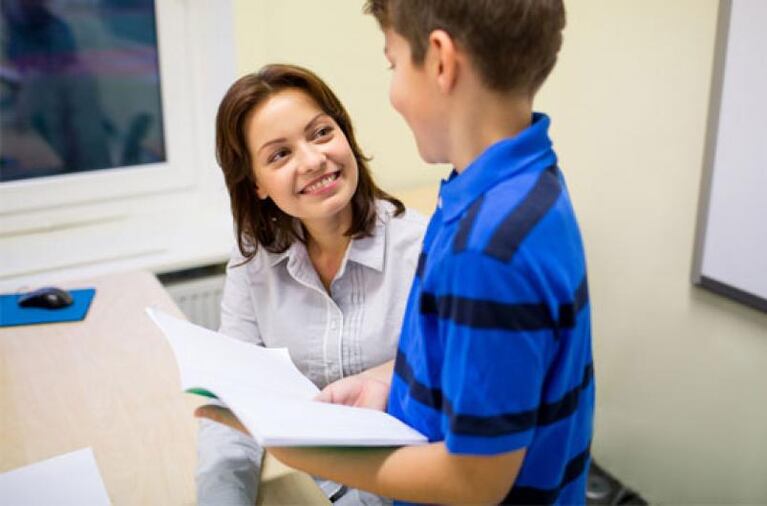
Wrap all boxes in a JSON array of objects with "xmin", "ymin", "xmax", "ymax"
[
  {"xmin": 484, "ymin": 165, "xmax": 562, "ymax": 263},
  {"xmin": 419, "ymin": 276, "xmax": 588, "ymax": 333},
  {"xmin": 394, "ymin": 349, "xmax": 443, "ymax": 409},
  {"xmin": 502, "ymin": 445, "xmax": 591, "ymax": 504},
  {"xmin": 536, "ymin": 363, "xmax": 594, "ymax": 426},
  {"xmin": 395, "ymin": 350, "xmax": 595, "ymax": 437},
  {"xmin": 573, "ymin": 275, "xmax": 589, "ymax": 313},
  {"xmin": 416, "ymin": 252, "xmax": 427, "ymax": 279},
  {"xmin": 420, "ymin": 293, "xmax": 557, "ymax": 331},
  {"xmin": 551, "ymin": 276, "xmax": 590, "ymax": 335},
  {"xmin": 453, "ymin": 195, "xmax": 485, "ymax": 252},
  {"xmin": 448, "ymin": 363, "xmax": 593, "ymax": 437},
  {"xmin": 445, "ymin": 399, "xmax": 537, "ymax": 436}
]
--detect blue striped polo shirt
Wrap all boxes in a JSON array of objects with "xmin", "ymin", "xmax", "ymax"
[{"xmin": 388, "ymin": 113, "xmax": 594, "ymax": 505}]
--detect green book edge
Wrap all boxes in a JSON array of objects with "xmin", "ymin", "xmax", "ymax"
[{"xmin": 186, "ymin": 387, "xmax": 219, "ymax": 399}]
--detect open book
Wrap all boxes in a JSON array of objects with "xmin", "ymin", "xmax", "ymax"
[{"xmin": 146, "ymin": 308, "xmax": 427, "ymax": 447}]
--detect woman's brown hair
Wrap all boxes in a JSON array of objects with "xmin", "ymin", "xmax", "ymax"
[{"xmin": 216, "ymin": 64, "xmax": 404, "ymax": 262}]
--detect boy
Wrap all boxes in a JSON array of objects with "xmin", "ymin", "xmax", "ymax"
[{"xmin": 199, "ymin": 0, "xmax": 594, "ymax": 503}]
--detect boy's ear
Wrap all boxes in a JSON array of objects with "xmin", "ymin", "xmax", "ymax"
[{"xmin": 427, "ymin": 29, "xmax": 459, "ymax": 94}]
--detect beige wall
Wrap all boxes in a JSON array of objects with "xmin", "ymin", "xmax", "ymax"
[
  {"xmin": 233, "ymin": 0, "xmax": 448, "ymax": 194},
  {"xmin": 541, "ymin": 1, "xmax": 767, "ymax": 503},
  {"xmin": 233, "ymin": 1, "xmax": 767, "ymax": 502}
]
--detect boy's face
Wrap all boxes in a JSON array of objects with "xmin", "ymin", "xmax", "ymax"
[{"xmin": 384, "ymin": 28, "xmax": 446, "ymax": 164}]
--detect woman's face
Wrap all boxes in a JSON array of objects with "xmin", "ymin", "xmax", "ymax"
[{"xmin": 246, "ymin": 89, "xmax": 358, "ymax": 224}]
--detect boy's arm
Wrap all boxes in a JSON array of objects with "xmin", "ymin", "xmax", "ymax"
[
  {"xmin": 270, "ymin": 441, "xmax": 524, "ymax": 505},
  {"xmin": 195, "ymin": 405, "xmax": 524, "ymax": 505}
]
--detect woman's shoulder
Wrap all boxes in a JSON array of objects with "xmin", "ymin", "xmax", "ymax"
[
  {"xmin": 225, "ymin": 241, "xmax": 275, "ymax": 277},
  {"xmin": 375, "ymin": 199, "xmax": 426, "ymax": 258},
  {"xmin": 376, "ymin": 199, "xmax": 427, "ymax": 231},
  {"xmin": 372, "ymin": 200, "xmax": 425, "ymax": 275}
]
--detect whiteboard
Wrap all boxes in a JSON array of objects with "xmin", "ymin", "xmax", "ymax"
[{"xmin": 693, "ymin": 0, "xmax": 767, "ymax": 313}]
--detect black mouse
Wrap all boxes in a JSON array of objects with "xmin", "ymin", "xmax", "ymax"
[{"xmin": 18, "ymin": 287, "xmax": 74, "ymax": 309}]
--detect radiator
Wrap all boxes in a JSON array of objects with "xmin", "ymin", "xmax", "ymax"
[{"xmin": 157, "ymin": 264, "xmax": 226, "ymax": 330}]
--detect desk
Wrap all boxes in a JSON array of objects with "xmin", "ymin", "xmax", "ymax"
[{"xmin": 0, "ymin": 270, "xmax": 327, "ymax": 504}]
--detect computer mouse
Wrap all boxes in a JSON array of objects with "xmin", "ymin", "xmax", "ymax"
[{"xmin": 17, "ymin": 287, "xmax": 74, "ymax": 309}]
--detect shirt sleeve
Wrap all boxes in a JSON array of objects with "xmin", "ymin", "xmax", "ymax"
[
  {"xmin": 196, "ymin": 419, "xmax": 264, "ymax": 505},
  {"xmin": 434, "ymin": 251, "xmax": 552, "ymax": 455},
  {"xmin": 218, "ymin": 248, "xmax": 264, "ymax": 345}
]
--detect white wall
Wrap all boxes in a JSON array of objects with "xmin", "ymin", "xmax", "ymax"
[{"xmin": 233, "ymin": 1, "xmax": 767, "ymax": 502}]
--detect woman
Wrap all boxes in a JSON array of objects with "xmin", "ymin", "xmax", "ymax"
[{"xmin": 197, "ymin": 64, "xmax": 425, "ymax": 505}]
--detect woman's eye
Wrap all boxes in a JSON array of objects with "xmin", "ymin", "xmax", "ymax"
[
  {"xmin": 268, "ymin": 149, "xmax": 289, "ymax": 164},
  {"xmin": 314, "ymin": 126, "xmax": 333, "ymax": 139}
]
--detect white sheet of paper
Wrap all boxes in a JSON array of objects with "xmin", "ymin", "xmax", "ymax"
[
  {"xmin": 0, "ymin": 448, "xmax": 111, "ymax": 505},
  {"xmin": 147, "ymin": 308, "xmax": 427, "ymax": 447}
]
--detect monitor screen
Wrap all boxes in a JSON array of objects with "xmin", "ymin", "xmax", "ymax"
[
  {"xmin": 0, "ymin": 0, "xmax": 203, "ymax": 219},
  {"xmin": 0, "ymin": 0, "xmax": 166, "ymax": 183}
]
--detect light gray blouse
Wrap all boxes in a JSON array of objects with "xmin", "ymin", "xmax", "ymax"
[{"xmin": 197, "ymin": 201, "xmax": 426, "ymax": 505}]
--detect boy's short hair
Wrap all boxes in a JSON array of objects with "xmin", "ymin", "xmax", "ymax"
[{"xmin": 365, "ymin": 0, "xmax": 565, "ymax": 95}]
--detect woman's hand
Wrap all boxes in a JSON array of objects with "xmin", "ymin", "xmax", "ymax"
[{"xmin": 314, "ymin": 375, "xmax": 390, "ymax": 411}]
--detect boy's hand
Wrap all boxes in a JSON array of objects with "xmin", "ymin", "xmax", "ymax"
[
  {"xmin": 314, "ymin": 375, "xmax": 389, "ymax": 411},
  {"xmin": 195, "ymin": 405, "xmax": 250, "ymax": 435},
  {"xmin": 195, "ymin": 372, "xmax": 390, "ymax": 436}
]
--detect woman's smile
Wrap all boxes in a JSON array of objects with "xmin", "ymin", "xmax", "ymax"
[{"xmin": 299, "ymin": 170, "xmax": 342, "ymax": 195}]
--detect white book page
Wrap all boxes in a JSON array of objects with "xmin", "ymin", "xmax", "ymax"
[
  {"xmin": 147, "ymin": 307, "xmax": 318, "ymax": 400},
  {"xmin": 224, "ymin": 389, "xmax": 428, "ymax": 447},
  {"xmin": 0, "ymin": 448, "xmax": 111, "ymax": 505},
  {"xmin": 147, "ymin": 308, "xmax": 427, "ymax": 447}
]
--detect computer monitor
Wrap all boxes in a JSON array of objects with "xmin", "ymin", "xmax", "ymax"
[{"xmin": 0, "ymin": 0, "xmax": 197, "ymax": 220}]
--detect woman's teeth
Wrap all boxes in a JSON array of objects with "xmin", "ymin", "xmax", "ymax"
[{"xmin": 303, "ymin": 172, "xmax": 338, "ymax": 193}]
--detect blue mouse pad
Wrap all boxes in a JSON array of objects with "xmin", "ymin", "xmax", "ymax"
[{"xmin": 0, "ymin": 288, "xmax": 96, "ymax": 327}]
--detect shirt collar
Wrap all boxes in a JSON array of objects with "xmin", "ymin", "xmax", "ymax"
[
  {"xmin": 266, "ymin": 205, "xmax": 388, "ymax": 273},
  {"xmin": 345, "ymin": 216, "xmax": 386, "ymax": 272},
  {"xmin": 267, "ymin": 240, "xmax": 300, "ymax": 267},
  {"xmin": 439, "ymin": 112, "xmax": 557, "ymax": 223}
]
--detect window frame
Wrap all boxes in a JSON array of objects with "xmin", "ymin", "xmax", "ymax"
[{"xmin": 0, "ymin": 0, "xmax": 233, "ymax": 216}]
